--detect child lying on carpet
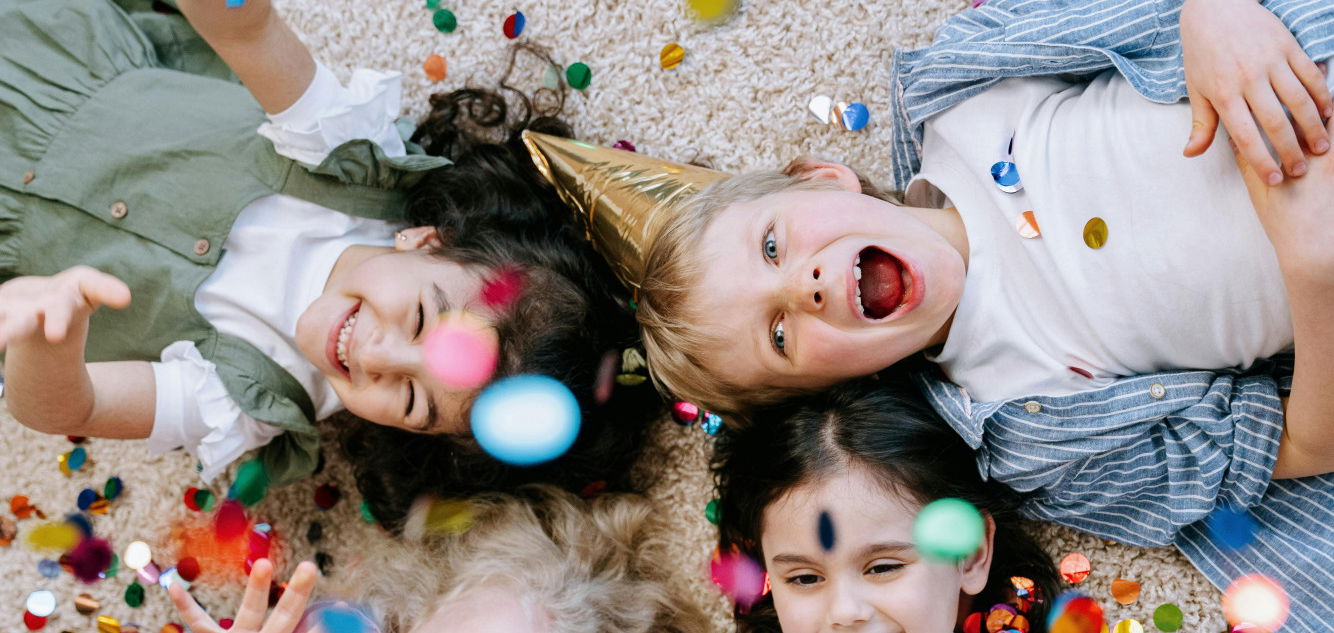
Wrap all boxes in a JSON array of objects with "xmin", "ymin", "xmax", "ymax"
[
  {"xmin": 712, "ymin": 381, "xmax": 1060, "ymax": 633},
  {"xmin": 167, "ymin": 486, "xmax": 710, "ymax": 633},
  {"xmin": 0, "ymin": 0, "xmax": 656, "ymax": 529}
]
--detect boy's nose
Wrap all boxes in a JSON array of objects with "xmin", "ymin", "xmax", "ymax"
[{"xmin": 785, "ymin": 264, "xmax": 827, "ymax": 313}]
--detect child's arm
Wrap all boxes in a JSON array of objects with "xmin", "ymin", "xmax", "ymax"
[
  {"xmin": 0, "ymin": 267, "xmax": 156, "ymax": 439},
  {"xmin": 1181, "ymin": 0, "xmax": 1333, "ymax": 184},
  {"xmin": 174, "ymin": 0, "xmax": 315, "ymax": 114},
  {"xmin": 1230, "ymin": 129, "xmax": 1334, "ymax": 479},
  {"xmin": 168, "ymin": 559, "xmax": 318, "ymax": 633}
]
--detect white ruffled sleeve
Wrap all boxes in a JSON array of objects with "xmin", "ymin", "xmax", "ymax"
[
  {"xmin": 257, "ymin": 61, "xmax": 408, "ymax": 166},
  {"xmin": 148, "ymin": 341, "xmax": 286, "ymax": 482}
]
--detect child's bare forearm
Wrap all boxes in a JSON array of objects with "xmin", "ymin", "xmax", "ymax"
[
  {"xmin": 175, "ymin": 0, "xmax": 315, "ymax": 114},
  {"xmin": 1271, "ymin": 274, "xmax": 1334, "ymax": 479},
  {"xmin": 5, "ymin": 323, "xmax": 97, "ymax": 435}
]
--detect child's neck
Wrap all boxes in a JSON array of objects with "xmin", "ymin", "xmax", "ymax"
[{"xmin": 914, "ymin": 205, "xmax": 969, "ymax": 270}]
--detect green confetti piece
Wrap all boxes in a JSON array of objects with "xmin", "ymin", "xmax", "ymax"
[
  {"xmin": 125, "ymin": 582, "xmax": 145, "ymax": 608},
  {"xmin": 1152, "ymin": 603, "xmax": 1183, "ymax": 632},
  {"xmin": 227, "ymin": 459, "xmax": 269, "ymax": 508},
  {"xmin": 425, "ymin": 0, "xmax": 439, "ymax": 7},
  {"xmin": 432, "ymin": 9, "xmax": 457, "ymax": 33},
  {"xmin": 565, "ymin": 62, "xmax": 592, "ymax": 90},
  {"xmin": 360, "ymin": 500, "xmax": 377, "ymax": 524},
  {"xmin": 194, "ymin": 488, "xmax": 216, "ymax": 512},
  {"xmin": 705, "ymin": 498, "xmax": 720, "ymax": 525}
]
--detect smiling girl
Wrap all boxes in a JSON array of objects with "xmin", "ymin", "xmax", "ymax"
[
  {"xmin": 0, "ymin": 0, "xmax": 651, "ymax": 521},
  {"xmin": 713, "ymin": 380, "xmax": 1059, "ymax": 633}
]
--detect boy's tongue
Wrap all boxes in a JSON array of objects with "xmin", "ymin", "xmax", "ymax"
[{"xmin": 859, "ymin": 248, "xmax": 904, "ymax": 319}]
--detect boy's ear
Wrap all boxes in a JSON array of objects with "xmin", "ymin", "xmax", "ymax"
[
  {"xmin": 396, "ymin": 226, "xmax": 446, "ymax": 252},
  {"xmin": 782, "ymin": 156, "xmax": 863, "ymax": 193},
  {"xmin": 959, "ymin": 513, "xmax": 997, "ymax": 596}
]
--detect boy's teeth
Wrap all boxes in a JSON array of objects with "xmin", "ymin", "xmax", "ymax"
[{"xmin": 853, "ymin": 265, "xmax": 863, "ymax": 280}]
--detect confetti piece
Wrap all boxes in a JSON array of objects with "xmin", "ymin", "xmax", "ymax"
[
  {"xmin": 225, "ymin": 0, "xmax": 245, "ymax": 7},
  {"xmin": 471, "ymin": 375, "xmax": 581, "ymax": 465},
  {"xmin": 1047, "ymin": 592, "xmax": 1104, "ymax": 633},
  {"xmin": 75, "ymin": 594, "xmax": 100, "ymax": 614},
  {"xmin": 23, "ymin": 611, "xmax": 45, "ymax": 631},
  {"xmin": 542, "ymin": 65, "xmax": 561, "ymax": 91},
  {"xmin": 1110, "ymin": 578, "xmax": 1140, "ymax": 605},
  {"xmin": 672, "ymin": 401, "xmax": 701, "ymax": 425},
  {"xmin": 687, "ymin": 0, "xmax": 738, "ymax": 21},
  {"xmin": 700, "ymin": 412, "xmax": 723, "ymax": 435},
  {"xmin": 320, "ymin": 605, "xmax": 373, "ymax": 633},
  {"xmin": 566, "ymin": 62, "xmax": 592, "ymax": 90},
  {"xmin": 69, "ymin": 537, "xmax": 113, "ymax": 582},
  {"xmin": 480, "ymin": 267, "xmax": 525, "ymax": 309},
  {"xmin": 124, "ymin": 582, "xmax": 145, "ymax": 608},
  {"xmin": 215, "ymin": 500, "xmax": 248, "ymax": 541},
  {"xmin": 425, "ymin": 0, "xmax": 439, "ymax": 8},
  {"xmin": 11, "ymin": 495, "xmax": 43, "ymax": 520},
  {"xmin": 124, "ymin": 541, "xmax": 152, "ymax": 571},
  {"xmin": 705, "ymin": 499, "xmax": 720, "ymax": 525},
  {"xmin": 1152, "ymin": 604, "xmax": 1183, "ymax": 632},
  {"xmin": 103, "ymin": 477, "xmax": 124, "ymax": 501},
  {"xmin": 360, "ymin": 500, "xmax": 377, "ymax": 524},
  {"xmin": 1222, "ymin": 574, "xmax": 1288, "ymax": 632},
  {"xmin": 839, "ymin": 103, "xmax": 870, "ymax": 131},
  {"xmin": 68, "ymin": 447, "xmax": 88, "ymax": 470},
  {"xmin": 1016, "ymin": 210, "xmax": 1041, "ymax": 238},
  {"xmin": 660, "ymin": 43, "xmax": 685, "ymax": 69},
  {"xmin": 503, "ymin": 11, "xmax": 525, "ymax": 38},
  {"xmin": 26, "ymin": 522, "xmax": 79, "ymax": 551},
  {"xmin": 423, "ymin": 313, "xmax": 500, "ymax": 389},
  {"xmin": 0, "ymin": 516, "xmax": 15, "ymax": 547},
  {"xmin": 710, "ymin": 547, "xmax": 766, "ymax": 609},
  {"xmin": 176, "ymin": 556, "xmax": 200, "ymax": 582},
  {"xmin": 407, "ymin": 498, "xmax": 475, "ymax": 538},
  {"xmin": 1111, "ymin": 619, "xmax": 1143, "ymax": 633},
  {"xmin": 26, "ymin": 590, "xmax": 56, "ymax": 618},
  {"xmin": 37, "ymin": 559, "xmax": 60, "ymax": 578},
  {"xmin": 98, "ymin": 615, "xmax": 121, "ymax": 633},
  {"xmin": 818, "ymin": 511, "xmax": 836, "ymax": 551},
  {"xmin": 1206, "ymin": 506, "xmax": 1257, "ymax": 550},
  {"xmin": 423, "ymin": 54, "xmax": 447, "ymax": 82},
  {"xmin": 612, "ymin": 140, "xmax": 637, "ymax": 152},
  {"xmin": 77, "ymin": 489, "xmax": 99, "ymax": 511},
  {"xmin": 990, "ymin": 161, "xmax": 1022, "ymax": 193},
  {"xmin": 158, "ymin": 567, "xmax": 189, "ymax": 591},
  {"xmin": 1059, "ymin": 553, "xmax": 1091, "ymax": 583},
  {"xmin": 227, "ymin": 459, "xmax": 269, "ymax": 507},
  {"xmin": 963, "ymin": 612, "xmax": 983, "ymax": 633},
  {"xmin": 911, "ymin": 498, "xmax": 985, "ymax": 561},
  {"xmin": 807, "ymin": 95, "xmax": 834, "ymax": 125},
  {"xmin": 1083, "ymin": 217, "xmax": 1109, "ymax": 249},
  {"xmin": 432, "ymin": 9, "xmax": 457, "ymax": 33}
]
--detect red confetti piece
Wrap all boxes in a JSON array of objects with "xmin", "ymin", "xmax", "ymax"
[
  {"xmin": 313, "ymin": 484, "xmax": 341, "ymax": 511},
  {"xmin": 69, "ymin": 538, "xmax": 113, "ymax": 583},
  {"xmin": 23, "ymin": 611, "xmax": 45, "ymax": 631},
  {"xmin": 183, "ymin": 487, "xmax": 201, "ymax": 512},
  {"xmin": 480, "ymin": 267, "xmax": 524, "ymax": 310},
  {"xmin": 963, "ymin": 612, "xmax": 982, "ymax": 633},
  {"xmin": 612, "ymin": 140, "xmax": 637, "ymax": 152},
  {"xmin": 215, "ymin": 500, "xmax": 248, "ymax": 542},
  {"xmin": 709, "ymin": 547, "xmax": 766, "ymax": 610},
  {"xmin": 1059, "ymin": 553, "xmax": 1091, "ymax": 583},
  {"xmin": 502, "ymin": 11, "xmax": 525, "ymax": 38},
  {"xmin": 219, "ymin": 618, "xmax": 234, "ymax": 630},
  {"xmin": 67, "ymin": 436, "xmax": 87, "ymax": 444},
  {"xmin": 245, "ymin": 527, "xmax": 272, "ymax": 574},
  {"xmin": 176, "ymin": 556, "xmax": 200, "ymax": 582}
]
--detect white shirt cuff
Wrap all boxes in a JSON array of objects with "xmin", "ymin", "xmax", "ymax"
[{"xmin": 258, "ymin": 61, "xmax": 408, "ymax": 166}]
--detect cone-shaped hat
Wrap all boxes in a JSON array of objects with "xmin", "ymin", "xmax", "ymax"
[{"xmin": 522, "ymin": 131, "xmax": 731, "ymax": 294}]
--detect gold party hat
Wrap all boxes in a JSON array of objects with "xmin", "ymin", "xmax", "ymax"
[{"xmin": 522, "ymin": 131, "xmax": 731, "ymax": 294}]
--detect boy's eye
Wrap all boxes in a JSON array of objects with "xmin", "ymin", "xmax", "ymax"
[
  {"xmin": 772, "ymin": 321, "xmax": 786, "ymax": 352},
  {"xmin": 787, "ymin": 574, "xmax": 821, "ymax": 587},
  {"xmin": 763, "ymin": 229, "xmax": 779, "ymax": 261}
]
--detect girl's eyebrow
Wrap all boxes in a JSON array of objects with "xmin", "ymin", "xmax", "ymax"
[
  {"xmin": 432, "ymin": 282, "xmax": 451, "ymax": 314},
  {"xmin": 770, "ymin": 541, "xmax": 914, "ymax": 566}
]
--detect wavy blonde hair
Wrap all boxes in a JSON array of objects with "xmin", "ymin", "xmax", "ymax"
[
  {"xmin": 637, "ymin": 160, "xmax": 902, "ymax": 419},
  {"xmin": 330, "ymin": 485, "xmax": 711, "ymax": 633}
]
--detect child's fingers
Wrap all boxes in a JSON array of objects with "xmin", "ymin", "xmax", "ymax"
[
  {"xmin": 74, "ymin": 269, "xmax": 132, "ymax": 311},
  {"xmin": 1244, "ymin": 86, "xmax": 1305, "ymax": 177},
  {"xmin": 0, "ymin": 310, "xmax": 39, "ymax": 350},
  {"xmin": 42, "ymin": 296, "xmax": 78, "ymax": 343},
  {"xmin": 1273, "ymin": 69, "xmax": 1330, "ymax": 156},
  {"xmin": 233, "ymin": 558, "xmax": 277, "ymax": 632},
  {"xmin": 262, "ymin": 561, "xmax": 320, "ymax": 633},
  {"xmin": 1227, "ymin": 135, "xmax": 1273, "ymax": 215},
  {"xmin": 1220, "ymin": 98, "xmax": 1285, "ymax": 185},
  {"xmin": 168, "ymin": 583, "xmax": 220, "ymax": 633},
  {"xmin": 1183, "ymin": 89, "xmax": 1219, "ymax": 157},
  {"xmin": 1289, "ymin": 51, "xmax": 1334, "ymax": 120}
]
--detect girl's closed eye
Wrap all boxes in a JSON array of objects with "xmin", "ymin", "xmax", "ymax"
[
  {"xmin": 865, "ymin": 562, "xmax": 904, "ymax": 577},
  {"xmin": 785, "ymin": 573, "xmax": 823, "ymax": 587},
  {"xmin": 414, "ymin": 301, "xmax": 425, "ymax": 339}
]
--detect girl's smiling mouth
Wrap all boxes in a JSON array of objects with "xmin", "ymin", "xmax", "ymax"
[
  {"xmin": 852, "ymin": 246, "xmax": 921, "ymax": 321},
  {"xmin": 326, "ymin": 302, "xmax": 360, "ymax": 378}
]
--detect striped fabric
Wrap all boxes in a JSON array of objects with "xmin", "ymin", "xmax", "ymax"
[
  {"xmin": 891, "ymin": 2, "xmax": 1334, "ymax": 627},
  {"xmin": 888, "ymin": 0, "xmax": 1334, "ymax": 190}
]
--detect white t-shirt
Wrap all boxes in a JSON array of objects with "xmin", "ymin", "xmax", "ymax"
[
  {"xmin": 912, "ymin": 71, "xmax": 1294, "ymax": 402},
  {"xmin": 145, "ymin": 62, "xmax": 406, "ymax": 481}
]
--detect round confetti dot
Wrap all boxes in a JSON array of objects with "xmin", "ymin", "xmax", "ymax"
[
  {"xmin": 314, "ymin": 483, "xmax": 341, "ymax": 510},
  {"xmin": 990, "ymin": 161, "xmax": 1022, "ymax": 193},
  {"xmin": 672, "ymin": 401, "xmax": 701, "ymax": 425},
  {"xmin": 687, "ymin": 0, "xmax": 738, "ymax": 21},
  {"xmin": 27, "ymin": 522, "xmax": 79, "ymax": 551},
  {"xmin": 320, "ymin": 605, "xmax": 372, "ymax": 633},
  {"xmin": 1110, "ymin": 578, "xmax": 1140, "ymax": 605},
  {"xmin": 69, "ymin": 537, "xmax": 113, "ymax": 582},
  {"xmin": 183, "ymin": 488, "xmax": 201, "ymax": 512},
  {"xmin": 700, "ymin": 412, "xmax": 723, "ymax": 435},
  {"xmin": 0, "ymin": 515, "xmax": 15, "ymax": 546},
  {"xmin": 75, "ymin": 594, "xmax": 100, "ymax": 615},
  {"xmin": 432, "ymin": 9, "xmax": 457, "ymax": 33},
  {"xmin": 124, "ymin": 582, "xmax": 145, "ymax": 608},
  {"xmin": 1015, "ymin": 210, "xmax": 1041, "ymax": 239},
  {"xmin": 818, "ymin": 511, "xmax": 836, "ymax": 551},
  {"xmin": 1222, "ymin": 574, "xmax": 1288, "ymax": 632},
  {"xmin": 710, "ymin": 548, "xmax": 766, "ymax": 609},
  {"xmin": 102, "ymin": 553, "xmax": 119, "ymax": 579},
  {"xmin": 176, "ymin": 557, "xmax": 200, "ymax": 582},
  {"xmin": 471, "ymin": 375, "xmax": 581, "ymax": 465},
  {"xmin": 124, "ymin": 541, "xmax": 152, "ymax": 571},
  {"xmin": 77, "ymin": 488, "xmax": 99, "ymax": 511},
  {"xmin": 840, "ymin": 103, "xmax": 870, "ymax": 131},
  {"xmin": 23, "ymin": 611, "xmax": 45, "ymax": 632},
  {"xmin": 424, "ymin": 0, "xmax": 438, "ymax": 7},
  {"xmin": 705, "ymin": 499, "xmax": 720, "ymax": 525},
  {"xmin": 1206, "ymin": 506, "xmax": 1257, "ymax": 550},
  {"xmin": 228, "ymin": 459, "xmax": 269, "ymax": 507},
  {"xmin": 1047, "ymin": 592, "xmax": 1104, "ymax": 633},
  {"xmin": 194, "ymin": 489, "xmax": 216, "ymax": 512},
  {"xmin": 68, "ymin": 446, "xmax": 88, "ymax": 470},
  {"xmin": 37, "ymin": 559, "xmax": 60, "ymax": 578},
  {"xmin": 1111, "ymin": 619, "xmax": 1143, "ymax": 633},
  {"xmin": 1059, "ymin": 552, "xmax": 1091, "ymax": 583},
  {"xmin": 963, "ymin": 612, "xmax": 983, "ymax": 633},
  {"xmin": 911, "ymin": 498, "xmax": 985, "ymax": 561},
  {"xmin": 67, "ymin": 513, "xmax": 94, "ymax": 538},
  {"xmin": 423, "ymin": 54, "xmax": 447, "ymax": 82},
  {"xmin": 98, "ymin": 615, "xmax": 121, "ymax": 633},
  {"xmin": 542, "ymin": 64, "xmax": 561, "ymax": 91},
  {"xmin": 503, "ymin": 11, "xmax": 525, "ymax": 38},
  {"xmin": 660, "ymin": 43, "xmax": 685, "ymax": 69},
  {"xmin": 26, "ymin": 590, "xmax": 56, "ymax": 618},
  {"xmin": 215, "ymin": 500, "xmax": 248, "ymax": 541},
  {"xmin": 360, "ymin": 500, "xmax": 377, "ymax": 524},
  {"xmin": 1082, "ymin": 217, "xmax": 1109, "ymax": 249},
  {"xmin": 104, "ymin": 477, "xmax": 124, "ymax": 501},
  {"xmin": 423, "ymin": 313, "xmax": 500, "ymax": 389},
  {"xmin": 161, "ymin": 625, "xmax": 183, "ymax": 633},
  {"xmin": 1152, "ymin": 604, "xmax": 1183, "ymax": 632},
  {"xmin": 566, "ymin": 62, "xmax": 592, "ymax": 90}
]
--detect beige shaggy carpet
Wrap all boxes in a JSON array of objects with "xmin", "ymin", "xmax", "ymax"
[{"xmin": 0, "ymin": 0, "xmax": 1229, "ymax": 631}]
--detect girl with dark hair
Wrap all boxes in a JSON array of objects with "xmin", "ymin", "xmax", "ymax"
[
  {"xmin": 714, "ymin": 379, "xmax": 1058, "ymax": 633},
  {"xmin": 0, "ymin": 0, "xmax": 656, "ymax": 530}
]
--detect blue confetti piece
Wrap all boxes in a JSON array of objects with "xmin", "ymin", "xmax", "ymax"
[
  {"xmin": 76, "ymin": 488, "xmax": 98, "ymax": 511},
  {"xmin": 65, "ymin": 512, "xmax": 94, "ymax": 538},
  {"xmin": 990, "ymin": 161, "xmax": 1022, "ymax": 193},
  {"xmin": 67, "ymin": 446, "xmax": 87, "ymax": 470},
  {"xmin": 1206, "ymin": 505, "xmax": 1257, "ymax": 550},
  {"xmin": 225, "ymin": 0, "xmax": 245, "ymax": 7},
  {"xmin": 320, "ymin": 606, "xmax": 371, "ymax": 633},
  {"xmin": 700, "ymin": 412, "xmax": 723, "ymax": 435},
  {"xmin": 840, "ymin": 103, "xmax": 870, "ymax": 131},
  {"xmin": 37, "ymin": 559, "xmax": 61, "ymax": 578},
  {"xmin": 818, "ymin": 511, "xmax": 836, "ymax": 551}
]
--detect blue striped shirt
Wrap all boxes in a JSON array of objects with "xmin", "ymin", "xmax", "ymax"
[{"xmin": 894, "ymin": 1, "xmax": 1334, "ymax": 629}]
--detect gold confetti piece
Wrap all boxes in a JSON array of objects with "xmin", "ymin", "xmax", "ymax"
[
  {"xmin": 26, "ymin": 522, "xmax": 79, "ymax": 551},
  {"xmin": 98, "ymin": 615, "xmax": 121, "ymax": 633},
  {"xmin": 1083, "ymin": 217, "xmax": 1109, "ymax": 249},
  {"xmin": 1111, "ymin": 619, "xmax": 1144, "ymax": 633},
  {"xmin": 660, "ymin": 43, "xmax": 685, "ymax": 69}
]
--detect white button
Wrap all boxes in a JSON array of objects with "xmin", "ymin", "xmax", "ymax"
[{"xmin": 1023, "ymin": 401, "xmax": 1042, "ymax": 414}]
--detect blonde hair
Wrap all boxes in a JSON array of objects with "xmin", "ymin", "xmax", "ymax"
[
  {"xmin": 331, "ymin": 485, "xmax": 711, "ymax": 633},
  {"xmin": 637, "ymin": 160, "xmax": 902, "ymax": 418}
]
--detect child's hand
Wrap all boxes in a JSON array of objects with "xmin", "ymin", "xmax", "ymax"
[
  {"xmin": 168, "ymin": 559, "xmax": 319, "ymax": 633},
  {"xmin": 1181, "ymin": 0, "xmax": 1332, "ymax": 184},
  {"xmin": 0, "ymin": 266, "xmax": 131, "ymax": 351},
  {"xmin": 1230, "ymin": 125, "xmax": 1334, "ymax": 282}
]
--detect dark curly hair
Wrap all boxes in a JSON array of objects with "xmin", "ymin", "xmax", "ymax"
[
  {"xmin": 713, "ymin": 379, "xmax": 1059, "ymax": 633},
  {"xmin": 337, "ymin": 44, "xmax": 661, "ymax": 533}
]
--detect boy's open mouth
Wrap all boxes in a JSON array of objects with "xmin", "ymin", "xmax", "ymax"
[{"xmin": 855, "ymin": 247, "xmax": 911, "ymax": 320}]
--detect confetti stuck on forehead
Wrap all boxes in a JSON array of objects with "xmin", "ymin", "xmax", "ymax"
[{"xmin": 817, "ymin": 510, "xmax": 835, "ymax": 551}]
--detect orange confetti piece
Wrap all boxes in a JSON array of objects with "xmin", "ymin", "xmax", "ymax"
[
  {"xmin": 1059, "ymin": 552, "xmax": 1091, "ymax": 583},
  {"xmin": 1111, "ymin": 578, "xmax": 1141, "ymax": 605},
  {"xmin": 1016, "ymin": 210, "xmax": 1041, "ymax": 238},
  {"xmin": 423, "ymin": 54, "xmax": 447, "ymax": 82}
]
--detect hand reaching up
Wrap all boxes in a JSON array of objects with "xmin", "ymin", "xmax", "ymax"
[{"xmin": 168, "ymin": 559, "xmax": 319, "ymax": 633}]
